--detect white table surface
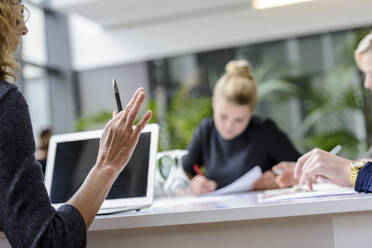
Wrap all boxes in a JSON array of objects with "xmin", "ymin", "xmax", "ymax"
[
  {"xmin": 2, "ymin": 190, "xmax": 372, "ymax": 248},
  {"xmin": 90, "ymin": 190, "xmax": 372, "ymax": 231}
]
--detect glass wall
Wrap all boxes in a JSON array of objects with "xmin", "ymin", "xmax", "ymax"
[
  {"xmin": 22, "ymin": 3, "xmax": 47, "ymax": 65},
  {"xmin": 22, "ymin": 1, "xmax": 51, "ymax": 146},
  {"xmin": 22, "ymin": 65, "xmax": 51, "ymax": 144},
  {"xmin": 148, "ymin": 27, "xmax": 372, "ymax": 158}
]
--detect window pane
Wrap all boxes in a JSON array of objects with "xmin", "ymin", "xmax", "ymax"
[
  {"xmin": 22, "ymin": 3, "xmax": 47, "ymax": 65},
  {"xmin": 23, "ymin": 65, "xmax": 51, "ymax": 146},
  {"xmin": 298, "ymin": 35, "xmax": 324, "ymax": 74},
  {"xmin": 25, "ymin": 0, "xmax": 44, "ymax": 5}
]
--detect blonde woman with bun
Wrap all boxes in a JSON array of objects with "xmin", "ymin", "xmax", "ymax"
[
  {"xmin": 294, "ymin": 34, "xmax": 372, "ymax": 192},
  {"xmin": 0, "ymin": 0, "xmax": 152, "ymax": 246},
  {"xmin": 182, "ymin": 60, "xmax": 301, "ymax": 196}
]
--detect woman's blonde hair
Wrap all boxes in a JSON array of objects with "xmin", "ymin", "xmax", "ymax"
[
  {"xmin": 213, "ymin": 60, "xmax": 257, "ymax": 109},
  {"xmin": 0, "ymin": 0, "xmax": 22, "ymax": 82},
  {"xmin": 355, "ymin": 33, "xmax": 372, "ymax": 69}
]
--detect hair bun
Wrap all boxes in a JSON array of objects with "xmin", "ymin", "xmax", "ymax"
[{"xmin": 225, "ymin": 60, "xmax": 253, "ymax": 80}]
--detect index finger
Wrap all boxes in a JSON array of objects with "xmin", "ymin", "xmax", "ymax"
[
  {"xmin": 299, "ymin": 165, "xmax": 320, "ymax": 192},
  {"xmin": 113, "ymin": 88, "xmax": 143, "ymax": 124},
  {"xmin": 124, "ymin": 88, "xmax": 144, "ymax": 112},
  {"xmin": 294, "ymin": 150, "xmax": 314, "ymax": 179},
  {"xmin": 123, "ymin": 91, "xmax": 146, "ymax": 128}
]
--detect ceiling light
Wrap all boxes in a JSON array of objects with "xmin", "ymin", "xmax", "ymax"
[{"xmin": 253, "ymin": 0, "xmax": 315, "ymax": 10}]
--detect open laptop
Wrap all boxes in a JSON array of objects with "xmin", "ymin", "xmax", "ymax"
[{"xmin": 44, "ymin": 124, "xmax": 159, "ymax": 215}]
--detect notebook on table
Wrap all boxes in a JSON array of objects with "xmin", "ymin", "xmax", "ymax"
[{"xmin": 44, "ymin": 124, "xmax": 159, "ymax": 214}]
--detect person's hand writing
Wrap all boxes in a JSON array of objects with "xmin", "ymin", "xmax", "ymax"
[
  {"xmin": 294, "ymin": 148, "xmax": 352, "ymax": 191},
  {"xmin": 273, "ymin": 161, "xmax": 297, "ymax": 188},
  {"xmin": 189, "ymin": 175, "xmax": 217, "ymax": 196},
  {"xmin": 252, "ymin": 171, "xmax": 279, "ymax": 191},
  {"xmin": 95, "ymin": 88, "xmax": 152, "ymax": 176}
]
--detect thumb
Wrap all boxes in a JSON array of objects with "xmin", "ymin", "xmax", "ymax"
[
  {"xmin": 113, "ymin": 111, "xmax": 118, "ymax": 118},
  {"xmin": 207, "ymin": 180, "xmax": 217, "ymax": 190}
]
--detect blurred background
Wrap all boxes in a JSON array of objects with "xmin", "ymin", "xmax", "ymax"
[{"xmin": 21, "ymin": 0, "xmax": 372, "ymax": 159}]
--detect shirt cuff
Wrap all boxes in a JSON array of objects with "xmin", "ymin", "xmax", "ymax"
[
  {"xmin": 355, "ymin": 161, "xmax": 372, "ymax": 193},
  {"xmin": 57, "ymin": 204, "xmax": 87, "ymax": 247}
]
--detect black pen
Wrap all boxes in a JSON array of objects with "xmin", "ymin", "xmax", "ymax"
[{"xmin": 112, "ymin": 77, "xmax": 123, "ymax": 112}]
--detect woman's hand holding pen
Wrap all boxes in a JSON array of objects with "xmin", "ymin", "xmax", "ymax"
[
  {"xmin": 294, "ymin": 148, "xmax": 352, "ymax": 191},
  {"xmin": 189, "ymin": 175, "xmax": 217, "ymax": 196},
  {"xmin": 95, "ymin": 87, "xmax": 152, "ymax": 176}
]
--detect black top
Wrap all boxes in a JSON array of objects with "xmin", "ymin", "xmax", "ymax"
[
  {"xmin": 183, "ymin": 117, "xmax": 301, "ymax": 188},
  {"xmin": 0, "ymin": 81, "xmax": 86, "ymax": 247}
]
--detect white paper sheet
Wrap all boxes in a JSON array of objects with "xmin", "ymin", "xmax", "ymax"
[
  {"xmin": 257, "ymin": 183, "xmax": 357, "ymax": 203},
  {"xmin": 204, "ymin": 166, "xmax": 262, "ymax": 196}
]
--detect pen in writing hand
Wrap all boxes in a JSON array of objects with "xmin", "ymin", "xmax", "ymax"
[
  {"xmin": 112, "ymin": 77, "xmax": 123, "ymax": 112},
  {"xmin": 193, "ymin": 164, "xmax": 204, "ymax": 176},
  {"xmin": 329, "ymin": 144, "xmax": 342, "ymax": 155},
  {"xmin": 315, "ymin": 144, "xmax": 342, "ymax": 184},
  {"xmin": 273, "ymin": 145, "xmax": 343, "ymax": 177}
]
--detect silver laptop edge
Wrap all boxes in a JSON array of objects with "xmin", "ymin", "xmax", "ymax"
[{"xmin": 45, "ymin": 124, "xmax": 159, "ymax": 214}]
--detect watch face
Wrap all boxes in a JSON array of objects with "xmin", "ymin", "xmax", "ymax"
[{"xmin": 351, "ymin": 160, "xmax": 366, "ymax": 169}]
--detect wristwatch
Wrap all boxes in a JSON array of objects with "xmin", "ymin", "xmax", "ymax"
[{"xmin": 350, "ymin": 160, "xmax": 367, "ymax": 186}]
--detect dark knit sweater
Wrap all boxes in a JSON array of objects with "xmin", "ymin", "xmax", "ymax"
[
  {"xmin": 183, "ymin": 117, "xmax": 301, "ymax": 188},
  {"xmin": 0, "ymin": 80, "xmax": 86, "ymax": 247}
]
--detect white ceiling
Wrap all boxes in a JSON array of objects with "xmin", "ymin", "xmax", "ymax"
[
  {"xmin": 54, "ymin": 0, "xmax": 372, "ymax": 70},
  {"xmin": 52, "ymin": 0, "xmax": 252, "ymax": 29}
]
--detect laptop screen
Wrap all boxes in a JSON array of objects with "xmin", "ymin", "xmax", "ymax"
[{"xmin": 49, "ymin": 132, "xmax": 151, "ymax": 203}]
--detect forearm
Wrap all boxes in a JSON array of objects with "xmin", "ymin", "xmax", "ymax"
[{"xmin": 67, "ymin": 164, "xmax": 118, "ymax": 228}]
